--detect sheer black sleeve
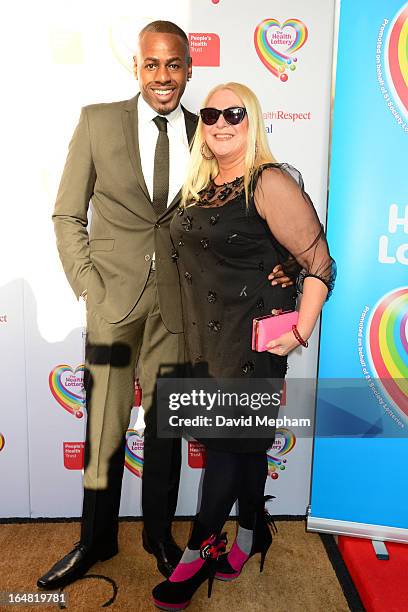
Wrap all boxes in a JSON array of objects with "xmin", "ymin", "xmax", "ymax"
[{"xmin": 253, "ymin": 164, "xmax": 336, "ymax": 299}]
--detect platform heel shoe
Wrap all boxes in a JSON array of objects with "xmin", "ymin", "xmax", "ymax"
[
  {"xmin": 215, "ymin": 495, "xmax": 277, "ymax": 581},
  {"xmin": 152, "ymin": 532, "xmax": 227, "ymax": 611}
]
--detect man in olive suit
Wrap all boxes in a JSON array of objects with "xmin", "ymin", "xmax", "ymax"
[
  {"xmin": 38, "ymin": 21, "xmax": 196, "ymax": 588},
  {"xmin": 37, "ymin": 20, "xmax": 290, "ymax": 590}
]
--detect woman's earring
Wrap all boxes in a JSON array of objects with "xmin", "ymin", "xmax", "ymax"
[{"xmin": 200, "ymin": 142, "xmax": 215, "ymax": 160}]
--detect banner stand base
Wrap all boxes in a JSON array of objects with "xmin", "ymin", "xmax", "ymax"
[{"xmin": 307, "ymin": 515, "xmax": 408, "ymax": 544}]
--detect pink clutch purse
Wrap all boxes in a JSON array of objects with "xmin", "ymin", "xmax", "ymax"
[{"xmin": 252, "ymin": 310, "xmax": 299, "ymax": 352}]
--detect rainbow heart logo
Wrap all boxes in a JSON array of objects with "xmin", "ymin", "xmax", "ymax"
[
  {"xmin": 366, "ymin": 287, "xmax": 408, "ymax": 419},
  {"xmin": 49, "ymin": 364, "xmax": 86, "ymax": 419},
  {"xmin": 385, "ymin": 4, "xmax": 408, "ymax": 119},
  {"xmin": 254, "ymin": 18, "xmax": 308, "ymax": 82},
  {"xmin": 267, "ymin": 427, "xmax": 296, "ymax": 479},
  {"xmin": 125, "ymin": 428, "xmax": 144, "ymax": 478}
]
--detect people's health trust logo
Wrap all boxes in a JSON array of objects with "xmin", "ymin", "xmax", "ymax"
[
  {"xmin": 254, "ymin": 18, "xmax": 308, "ymax": 82},
  {"xmin": 49, "ymin": 364, "xmax": 86, "ymax": 419},
  {"xmin": 366, "ymin": 287, "xmax": 408, "ymax": 420}
]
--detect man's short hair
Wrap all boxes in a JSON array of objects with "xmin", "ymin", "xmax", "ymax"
[{"xmin": 139, "ymin": 20, "xmax": 191, "ymax": 60}]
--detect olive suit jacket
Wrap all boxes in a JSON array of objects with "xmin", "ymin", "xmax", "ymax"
[{"xmin": 53, "ymin": 94, "xmax": 198, "ymax": 331}]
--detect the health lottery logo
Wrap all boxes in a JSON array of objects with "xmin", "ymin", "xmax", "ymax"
[
  {"xmin": 254, "ymin": 18, "xmax": 308, "ymax": 82},
  {"xmin": 125, "ymin": 428, "xmax": 144, "ymax": 478},
  {"xmin": 49, "ymin": 364, "xmax": 86, "ymax": 419},
  {"xmin": 366, "ymin": 288, "xmax": 408, "ymax": 418},
  {"xmin": 385, "ymin": 4, "xmax": 408, "ymax": 120},
  {"xmin": 267, "ymin": 428, "xmax": 296, "ymax": 479}
]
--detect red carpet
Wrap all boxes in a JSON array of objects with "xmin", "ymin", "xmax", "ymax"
[{"xmin": 338, "ymin": 536, "xmax": 408, "ymax": 611}]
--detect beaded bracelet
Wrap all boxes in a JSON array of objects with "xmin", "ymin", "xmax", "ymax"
[{"xmin": 292, "ymin": 325, "xmax": 308, "ymax": 348}]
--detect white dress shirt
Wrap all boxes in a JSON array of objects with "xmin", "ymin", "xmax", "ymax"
[{"xmin": 138, "ymin": 95, "xmax": 190, "ymax": 207}]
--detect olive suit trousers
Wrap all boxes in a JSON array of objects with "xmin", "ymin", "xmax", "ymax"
[{"xmin": 80, "ymin": 269, "xmax": 184, "ymax": 555}]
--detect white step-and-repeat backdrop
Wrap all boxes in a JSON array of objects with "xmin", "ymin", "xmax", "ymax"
[{"xmin": 0, "ymin": 0, "xmax": 335, "ymax": 518}]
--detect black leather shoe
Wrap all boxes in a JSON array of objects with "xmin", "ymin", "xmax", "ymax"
[
  {"xmin": 142, "ymin": 529, "xmax": 183, "ymax": 578},
  {"xmin": 37, "ymin": 543, "xmax": 118, "ymax": 590}
]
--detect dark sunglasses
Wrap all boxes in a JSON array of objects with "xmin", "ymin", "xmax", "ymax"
[{"xmin": 200, "ymin": 106, "xmax": 247, "ymax": 126}]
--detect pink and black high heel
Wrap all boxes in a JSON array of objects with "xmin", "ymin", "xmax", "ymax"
[
  {"xmin": 152, "ymin": 532, "xmax": 227, "ymax": 611},
  {"xmin": 215, "ymin": 495, "xmax": 277, "ymax": 581}
]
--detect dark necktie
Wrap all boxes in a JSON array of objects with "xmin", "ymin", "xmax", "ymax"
[{"xmin": 152, "ymin": 115, "xmax": 169, "ymax": 216}]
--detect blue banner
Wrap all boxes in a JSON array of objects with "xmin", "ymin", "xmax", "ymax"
[{"xmin": 309, "ymin": 0, "xmax": 408, "ymax": 535}]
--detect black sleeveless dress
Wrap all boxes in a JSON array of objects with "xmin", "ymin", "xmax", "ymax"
[{"xmin": 170, "ymin": 166, "xmax": 300, "ymax": 453}]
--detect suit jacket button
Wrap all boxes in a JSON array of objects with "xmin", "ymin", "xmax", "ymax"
[
  {"xmin": 144, "ymin": 254, "xmax": 151, "ymax": 262},
  {"xmin": 155, "ymin": 223, "xmax": 161, "ymax": 229}
]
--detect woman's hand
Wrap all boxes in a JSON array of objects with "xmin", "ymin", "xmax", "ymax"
[{"xmin": 266, "ymin": 330, "xmax": 303, "ymax": 356}]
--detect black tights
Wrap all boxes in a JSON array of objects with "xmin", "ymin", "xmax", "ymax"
[{"xmin": 189, "ymin": 449, "xmax": 268, "ymax": 548}]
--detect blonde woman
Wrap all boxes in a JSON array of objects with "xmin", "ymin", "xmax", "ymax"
[{"xmin": 152, "ymin": 83, "xmax": 335, "ymax": 610}]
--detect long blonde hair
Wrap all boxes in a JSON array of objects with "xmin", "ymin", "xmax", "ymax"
[{"xmin": 182, "ymin": 82, "xmax": 277, "ymax": 207}]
